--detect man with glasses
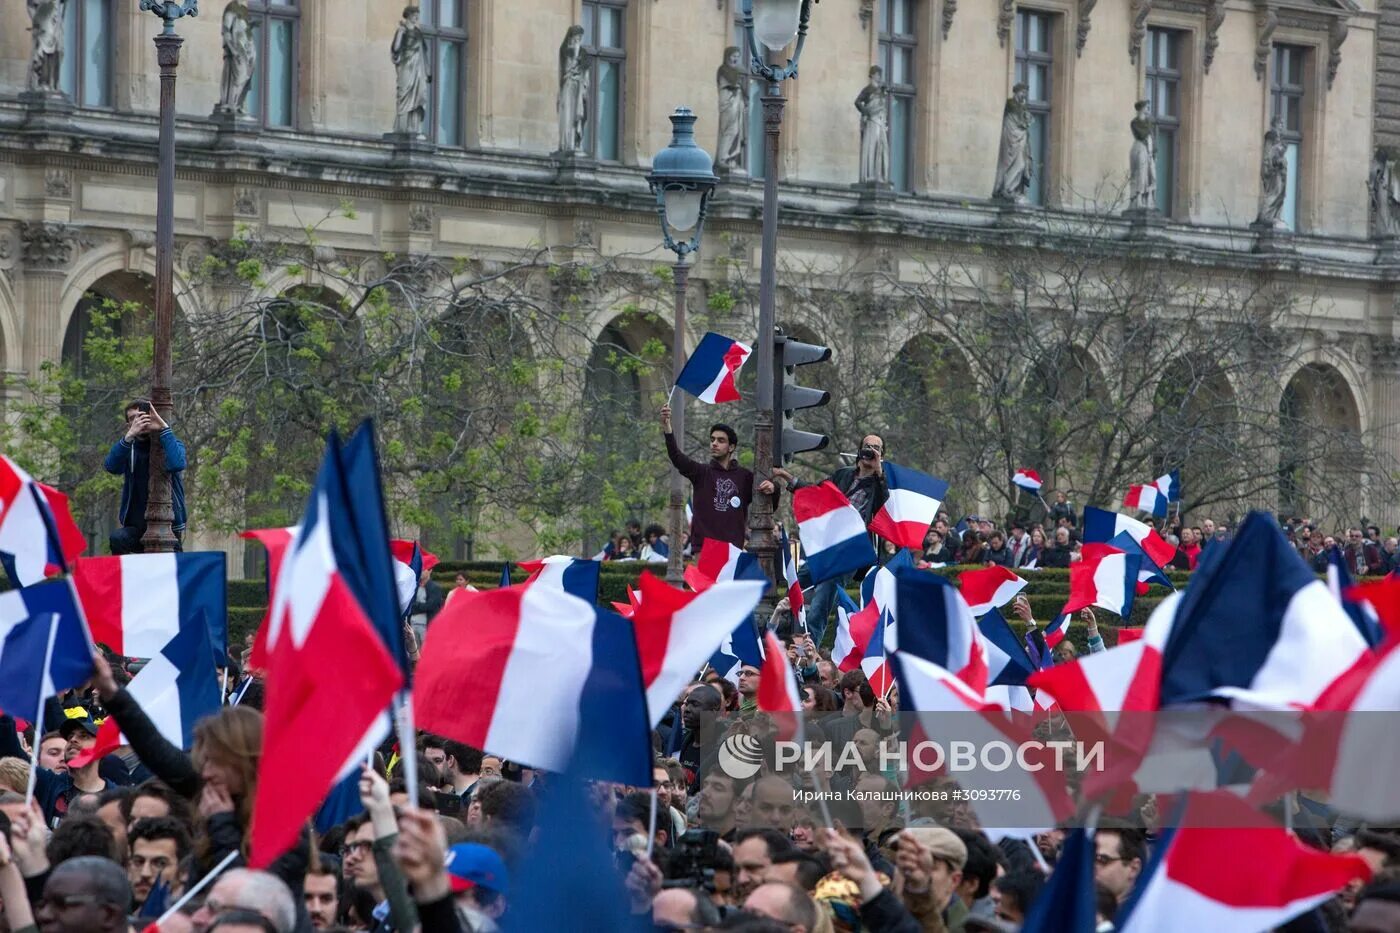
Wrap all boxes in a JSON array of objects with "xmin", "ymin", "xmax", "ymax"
[
  {"xmin": 33, "ymin": 855, "xmax": 131, "ymax": 933},
  {"xmin": 772, "ymin": 432, "xmax": 889, "ymax": 645},
  {"xmin": 189, "ymin": 867, "xmax": 297, "ymax": 933},
  {"xmin": 1093, "ymin": 825, "xmax": 1144, "ymax": 905}
]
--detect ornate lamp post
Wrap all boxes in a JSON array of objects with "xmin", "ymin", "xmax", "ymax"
[
  {"xmin": 139, "ymin": 0, "xmax": 198, "ymax": 553},
  {"xmin": 648, "ymin": 107, "xmax": 720, "ymax": 586},
  {"xmin": 742, "ymin": 0, "xmax": 814, "ymax": 592}
]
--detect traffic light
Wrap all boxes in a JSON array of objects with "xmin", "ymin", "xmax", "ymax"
[{"xmin": 773, "ymin": 331, "xmax": 831, "ymax": 464}]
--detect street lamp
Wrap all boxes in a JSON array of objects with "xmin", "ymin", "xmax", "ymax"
[
  {"xmin": 139, "ymin": 0, "xmax": 198, "ymax": 553},
  {"xmin": 648, "ymin": 107, "xmax": 719, "ymax": 586},
  {"xmin": 742, "ymin": 0, "xmax": 815, "ymax": 596}
]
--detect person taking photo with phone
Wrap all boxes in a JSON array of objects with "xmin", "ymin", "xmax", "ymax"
[{"xmin": 103, "ymin": 397, "xmax": 187, "ymax": 554}]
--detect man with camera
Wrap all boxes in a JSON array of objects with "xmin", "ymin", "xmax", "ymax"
[
  {"xmin": 103, "ymin": 398, "xmax": 187, "ymax": 555},
  {"xmin": 772, "ymin": 434, "xmax": 888, "ymax": 645}
]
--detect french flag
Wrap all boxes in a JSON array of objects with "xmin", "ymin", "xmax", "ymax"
[
  {"xmin": 413, "ymin": 582, "xmax": 652, "ymax": 785},
  {"xmin": 1123, "ymin": 483, "xmax": 1168, "ymax": 519},
  {"xmin": 758, "ymin": 632, "xmax": 804, "ymax": 743},
  {"xmin": 72, "ymin": 553, "xmax": 227, "ymax": 665},
  {"xmin": 239, "ymin": 526, "xmax": 296, "ymax": 669},
  {"xmin": 1019, "ymin": 828, "xmax": 1097, "ymax": 933},
  {"xmin": 1064, "ymin": 543, "xmax": 1141, "ymax": 619},
  {"xmin": 674, "ymin": 331, "xmax": 752, "ymax": 404},
  {"xmin": 977, "ymin": 608, "xmax": 1038, "ymax": 688},
  {"xmin": 1083, "ymin": 506, "xmax": 1176, "ymax": 569},
  {"xmin": 0, "ymin": 579, "xmax": 97, "ymax": 722},
  {"xmin": 793, "ymin": 482, "xmax": 876, "ymax": 584},
  {"xmin": 389, "ymin": 539, "xmax": 439, "ymax": 616},
  {"xmin": 610, "ymin": 584, "xmax": 643, "ymax": 619},
  {"xmin": 70, "ymin": 591, "xmax": 222, "ymax": 770},
  {"xmin": 893, "ymin": 566, "xmax": 989, "ymax": 695},
  {"xmin": 958, "ymin": 565, "xmax": 1027, "ymax": 617},
  {"xmin": 831, "ymin": 587, "xmax": 867, "ymax": 672},
  {"xmin": 250, "ymin": 428, "xmax": 406, "ymax": 868},
  {"xmin": 0, "ymin": 456, "xmax": 85, "ymax": 587},
  {"xmin": 868, "ymin": 463, "xmax": 949, "ymax": 549},
  {"xmin": 1040, "ymin": 610, "xmax": 1070, "ymax": 649},
  {"xmin": 708, "ymin": 614, "xmax": 765, "ymax": 684},
  {"xmin": 1109, "ymin": 530, "xmax": 1174, "ymax": 592},
  {"xmin": 684, "ymin": 538, "xmax": 768, "ymax": 593},
  {"xmin": 1154, "ymin": 469, "xmax": 1181, "ymax": 502},
  {"xmin": 630, "ymin": 571, "xmax": 765, "ymax": 727},
  {"xmin": 1325, "ymin": 545, "xmax": 1383, "ymax": 648},
  {"xmin": 860, "ymin": 606, "xmax": 894, "ymax": 696},
  {"xmin": 519, "ymin": 555, "xmax": 602, "ymax": 606},
  {"xmin": 1116, "ymin": 793, "xmax": 1371, "ymax": 933},
  {"xmin": 778, "ymin": 524, "xmax": 804, "ymax": 627},
  {"xmin": 1012, "ymin": 468, "xmax": 1042, "ymax": 492}
]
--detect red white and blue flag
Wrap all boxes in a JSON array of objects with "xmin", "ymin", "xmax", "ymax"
[
  {"xmin": 1064, "ymin": 543, "xmax": 1141, "ymax": 619},
  {"xmin": 1115, "ymin": 793, "xmax": 1371, "ymax": 933},
  {"xmin": 793, "ymin": 482, "xmax": 876, "ymax": 584},
  {"xmin": 390, "ymin": 539, "xmax": 439, "ymax": 616},
  {"xmin": 1154, "ymin": 469, "xmax": 1182, "ymax": 502},
  {"xmin": 758, "ymin": 631, "xmax": 805, "ymax": 743},
  {"xmin": 249, "ymin": 427, "xmax": 406, "ymax": 868},
  {"xmin": 707, "ymin": 614, "xmax": 765, "ymax": 684},
  {"xmin": 0, "ymin": 579, "xmax": 95, "ymax": 723},
  {"xmin": 1012, "ymin": 468, "xmax": 1042, "ymax": 493},
  {"xmin": 1083, "ymin": 506, "xmax": 1177, "ymax": 569},
  {"xmin": 629, "ymin": 571, "xmax": 765, "ymax": 727},
  {"xmin": 831, "ymin": 587, "xmax": 869, "ymax": 673},
  {"xmin": 414, "ymin": 581, "xmax": 652, "ymax": 785},
  {"xmin": 73, "ymin": 552, "xmax": 227, "ymax": 664},
  {"xmin": 684, "ymin": 538, "xmax": 768, "ymax": 594},
  {"xmin": 519, "ymin": 555, "xmax": 603, "ymax": 606},
  {"xmin": 674, "ymin": 331, "xmax": 752, "ymax": 404},
  {"xmin": 958, "ymin": 565, "xmax": 1027, "ymax": 617},
  {"xmin": 0, "ymin": 456, "xmax": 84, "ymax": 587},
  {"xmin": 1123, "ymin": 483, "xmax": 1169, "ymax": 518},
  {"xmin": 894, "ymin": 566, "xmax": 990, "ymax": 696},
  {"xmin": 778, "ymin": 524, "xmax": 805, "ymax": 628},
  {"xmin": 869, "ymin": 463, "xmax": 949, "ymax": 549}
]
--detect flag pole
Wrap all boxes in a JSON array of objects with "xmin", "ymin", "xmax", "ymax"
[
  {"xmin": 666, "ymin": 384, "xmax": 678, "ymax": 408},
  {"xmin": 645, "ymin": 787, "xmax": 659, "ymax": 859},
  {"xmin": 24, "ymin": 614, "xmax": 60, "ymax": 806},
  {"xmin": 395, "ymin": 694, "xmax": 418, "ymax": 810},
  {"xmin": 154, "ymin": 850, "xmax": 240, "ymax": 925}
]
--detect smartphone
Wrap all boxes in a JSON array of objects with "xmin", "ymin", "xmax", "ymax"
[
  {"xmin": 136, "ymin": 401, "xmax": 152, "ymax": 413},
  {"xmin": 795, "ymin": 644, "xmax": 807, "ymax": 658}
]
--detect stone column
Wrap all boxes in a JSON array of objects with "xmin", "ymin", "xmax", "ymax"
[{"xmin": 17, "ymin": 222, "xmax": 77, "ymax": 379}]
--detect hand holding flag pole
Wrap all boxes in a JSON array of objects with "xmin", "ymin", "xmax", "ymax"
[{"xmin": 23, "ymin": 613, "xmax": 59, "ymax": 806}]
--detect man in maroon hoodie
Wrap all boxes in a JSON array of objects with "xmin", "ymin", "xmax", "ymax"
[{"xmin": 661, "ymin": 405, "xmax": 777, "ymax": 551}]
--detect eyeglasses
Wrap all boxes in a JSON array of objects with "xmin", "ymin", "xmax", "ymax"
[
  {"xmin": 339, "ymin": 840, "xmax": 373, "ymax": 859},
  {"xmin": 1094, "ymin": 853, "xmax": 1126, "ymax": 866}
]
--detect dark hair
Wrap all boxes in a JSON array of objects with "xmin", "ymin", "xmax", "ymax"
[
  {"xmin": 615, "ymin": 792, "xmax": 651, "ymax": 829},
  {"xmin": 97, "ymin": 786, "xmax": 135, "ymax": 816},
  {"xmin": 442, "ymin": 741, "xmax": 484, "ymax": 775},
  {"xmin": 837, "ymin": 670, "xmax": 875, "ymax": 708},
  {"xmin": 1356, "ymin": 830, "xmax": 1400, "ymax": 866},
  {"xmin": 954, "ymin": 829, "xmax": 1000, "ymax": 900},
  {"xmin": 419, "ymin": 735, "xmax": 447, "ymax": 753},
  {"xmin": 710, "ymin": 423, "xmax": 738, "ymax": 446},
  {"xmin": 125, "ymin": 397, "xmax": 152, "ymax": 414},
  {"xmin": 128, "ymin": 816, "xmax": 193, "ymax": 862},
  {"xmin": 993, "ymin": 871, "xmax": 1045, "ymax": 918},
  {"xmin": 802, "ymin": 685, "xmax": 839, "ymax": 713},
  {"xmin": 771, "ymin": 850, "xmax": 830, "ymax": 890},
  {"xmin": 47, "ymin": 816, "xmax": 118, "ymax": 864},
  {"xmin": 127, "ymin": 780, "xmax": 192, "ymax": 827},
  {"xmin": 733, "ymin": 827, "xmax": 794, "ymax": 860},
  {"xmin": 1356, "ymin": 880, "xmax": 1400, "ymax": 907},
  {"xmin": 644, "ymin": 523, "xmax": 666, "ymax": 540},
  {"xmin": 477, "ymin": 779, "xmax": 536, "ymax": 837},
  {"xmin": 50, "ymin": 855, "xmax": 131, "ymax": 912}
]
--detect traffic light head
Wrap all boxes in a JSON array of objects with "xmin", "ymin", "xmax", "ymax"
[{"xmin": 774, "ymin": 334, "xmax": 831, "ymax": 464}]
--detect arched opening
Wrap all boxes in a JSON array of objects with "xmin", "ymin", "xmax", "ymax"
[
  {"xmin": 60, "ymin": 271, "xmax": 162, "ymax": 554},
  {"xmin": 1278, "ymin": 363, "xmax": 1363, "ymax": 527},
  {"xmin": 1027, "ymin": 344, "xmax": 1108, "ymax": 498},
  {"xmin": 882, "ymin": 333, "xmax": 977, "ymax": 505},
  {"xmin": 1152, "ymin": 358, "xmax": 1239, "ymax": 513}
]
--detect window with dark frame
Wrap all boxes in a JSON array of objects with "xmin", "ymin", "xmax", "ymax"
[
  {"xmin": 1145, "ymin": 28, "xmax": 1181, "ymax": 217},
  {"xmin": 582, "ymin": 0, "xmax": 627, "ymax": 162},
  {"xmin": 60, "ymin": 0, "xmax": 113, "ymax": 108},
  {"xmin": 879, "ymin": 0, "xmax": 917, "ymax": 192},
  {"xmin": 419, "ymin": 0, "xmax": 469, "ymax": 147},
  {"xmin": 246, "ymin": 0, "xmax": 300, "ymax": 129},
  {"xmin": 1014, "ymin": 9, "xmax": 1053, "ymax": 206},
  {"xmin": 1270, "ymin": 44, "xmax": 1306, "ymax": 232}
]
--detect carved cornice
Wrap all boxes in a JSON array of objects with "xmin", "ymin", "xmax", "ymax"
[
  {"xmin": 1077, "ymin": 0, "xmax": 1097, "ymax": 56},
  {"xmin": 1253, "ymin": 0, "xmax": 1356, "ymax": 88},
  {"xmin": 1204, "ymin": 0, "xmax": 1227, "ymax": 74},
  {"xmin": 859, "ymin": 0, "xmax": 874, "ymax": 29},
  {"xmin": 997, "ymin": 0, "xmax": 1014, "ymax": 47},
  {"xmin": 1328, "ymin": 16, "xmax": 1348, "ymax": 89},
  {"xmin": 1255, "ymin": 4, "xmax": 1279, "ymax": 80},
  {"xmin": 941, "ymin": 0, "xmax": 957, "ymax": 40}
]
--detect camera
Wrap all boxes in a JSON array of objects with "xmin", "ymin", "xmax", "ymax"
[
  {"xmin": 661, "ymin": 829, "xmax": 722, "ymax": 891},
  {"xmin": 858, "ymin": 445, "xmax": 878, "ymax": 462}
]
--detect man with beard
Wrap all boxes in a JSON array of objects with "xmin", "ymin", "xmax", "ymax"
[
  {"xmin": 303, "ymin": 859, "xmax": 343, "ymax": 930},
  {"xmin": 695, "ymin": 770, "xmax": 742, "ymax": 839},
  {"xmin": 126, "ymin": 816, "xmax": 189, "ymax": 912}
]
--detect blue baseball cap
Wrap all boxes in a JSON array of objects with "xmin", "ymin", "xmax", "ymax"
[{"xmin": 445, "ymin": 843, "xmax": 509, "ymax": 894}]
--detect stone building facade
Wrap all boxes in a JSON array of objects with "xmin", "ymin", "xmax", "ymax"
[{"xmin": 0, "ymin": 0, "xmax": 1397, "ymax": 560}]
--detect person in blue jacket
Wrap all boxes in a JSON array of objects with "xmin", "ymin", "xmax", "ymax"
[{"xmin": 102, "ymin": 398, "xmax": 187, "ymax": 554}]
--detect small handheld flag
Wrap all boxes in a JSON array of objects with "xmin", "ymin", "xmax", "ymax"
[
  {"xmin": 673, "ymin": 332, "xmax": 752, "ymax": 404},
  {"xmin": 869, "ymin": 463, "xmax": 949, "ymax": 549}
]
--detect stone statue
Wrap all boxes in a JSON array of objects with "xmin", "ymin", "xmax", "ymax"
[
  {"xmin": 1128, "ymin": 99, "xmax": 1156, "ymax": 210},
  {"xmin": 855, "ymin": 66, "xmax": 891, "ymax": 186},
  {"xmin": 715, "ymin": 46, "xmax": 748, "ymax": 173},
  {"xmin": 1370, "ymin": 148, "xmax": 1400, "ymax": 238},
  {"xmin": 26, "ymin": 0, "xmax": 69, "ymax": 94},
  {"xmin": 1255, "ymin": 119, "xmax": 1289, "ymax": 228},
  {"xmin": 217, "ymin": 1, "xmax": 256, "ymax": 116},
  {"xmin": 558, "ymin": 25, "xmax": 590, "ymax": 154},
  {"xmin": 993, "ymin": 83, "xmax": 1034, "ymax": 202},
  {"xmin": 391, "ymin": 5, "xmax": 430, "ymax": 137}
]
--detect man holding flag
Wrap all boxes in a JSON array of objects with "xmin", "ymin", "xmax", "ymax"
[
  {"xmin": 660, "ymin": 406, "xmax": 777, "ymax": 552},
  {"xmin": 773, "ymin": 432, "xmax": 888, "ymax": 644}
]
